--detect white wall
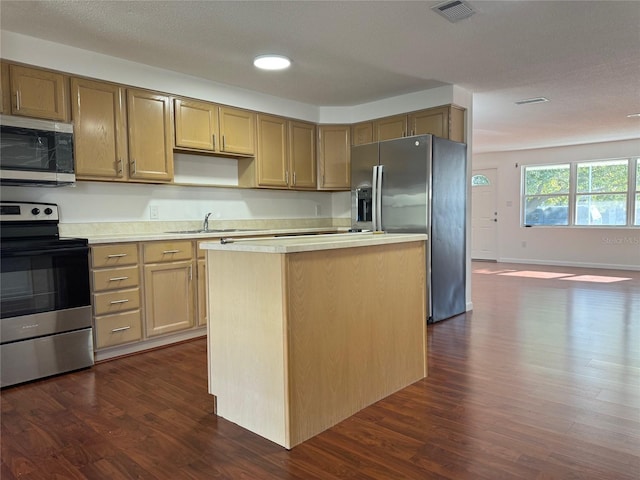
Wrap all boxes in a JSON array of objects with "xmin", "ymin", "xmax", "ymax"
[
  {"xmin": 473, "ymin": 139, "xmax": 640, "ymax": 270},
  {"xmin": 0, "ymin": 182, "xmax": 340, "ymax": 224}
]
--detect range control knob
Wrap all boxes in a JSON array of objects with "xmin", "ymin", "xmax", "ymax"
[
  {"xmin": 44, "ymin": 207, "xmax": 53, "ymax": 215},
  {"xmin": 31, "ymin": 208, "xmax": 40, "ymax": 216}
]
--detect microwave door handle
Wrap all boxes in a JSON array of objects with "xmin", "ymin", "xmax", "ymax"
[{"xmin": 376, "ymin": 165, "xmax": 383, "ymax": 231}]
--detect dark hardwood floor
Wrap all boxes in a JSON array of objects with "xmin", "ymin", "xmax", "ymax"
[{"xmin": 2, "ymin": 262, "xmax": 639, "ymax": 479}]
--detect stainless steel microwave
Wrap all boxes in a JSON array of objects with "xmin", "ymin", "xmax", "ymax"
[{"xmin": 0, "ymin": 114, "xmax": 75, "ymax": 186}]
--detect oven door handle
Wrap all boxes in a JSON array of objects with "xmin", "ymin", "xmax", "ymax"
[{"xmin": 1, "ymin": 246, "xmax": 89, "ymax": 257}]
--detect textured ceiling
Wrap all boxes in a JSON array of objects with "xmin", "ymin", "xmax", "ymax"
[{"xmin": 1, "ymin": 0, "xmax": 639, "ymax": 153}]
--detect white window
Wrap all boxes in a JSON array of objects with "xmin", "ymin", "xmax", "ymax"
[
  {"xmin": 576, "ymin": 159, "xmax": 628, "ymax": 226},
  {"xmin": 523, "ymin": 164, "xmax": 570, "ymax": 226},
  {"xmin": 522, "ymin": 158, "xmax": 639, "ymax": 227},
  {"xmin": 471, "ymin": 174, "xmax": 490, "ymax": 186},
  {"xmin": 636, "ymin": 161, "xmax": 640, "ymax": 226}
]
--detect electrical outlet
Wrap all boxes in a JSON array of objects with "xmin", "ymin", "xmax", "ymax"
[
  {"xmin": 315, "ymin": 205, "xmax": 321, "ymax": 217},
  {"xmin": 521, "ymin": 241, "xmax": 527, "ymax": 248},
  {"xmin": 150, "ymin": 205, "xmax": 159, "ymax": 220}
]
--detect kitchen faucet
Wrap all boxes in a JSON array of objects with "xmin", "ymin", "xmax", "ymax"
[{"xmin": 203, "ymin": 212, "xmax": 213, "ymax": 231}]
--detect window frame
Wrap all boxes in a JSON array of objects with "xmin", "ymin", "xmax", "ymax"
[{"xmin": 521, "ymin": 157, "xmax": 639, "ymax": 228}]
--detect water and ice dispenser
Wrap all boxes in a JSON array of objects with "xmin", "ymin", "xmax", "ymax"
[{"xmin": 355, "ymin": 187, "xmax": 372, "ymax": 223}]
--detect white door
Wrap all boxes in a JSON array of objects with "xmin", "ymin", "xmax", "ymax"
[{"xmin": 471, "ymin": 168, "xmax": 498, "ymax": 260}]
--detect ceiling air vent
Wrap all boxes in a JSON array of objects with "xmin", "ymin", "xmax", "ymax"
[
  {"xmin": 515, "ymin": 97, "xmax": 550, "ymax": 105},
  {"xmin": 432, "ymin": 0, "xmax": 476, "ymax": 23}
]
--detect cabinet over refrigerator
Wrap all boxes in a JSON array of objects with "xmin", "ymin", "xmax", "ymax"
[{"xmin": 351, "ymin": 134, "xmax": 467, "ymax": 323}]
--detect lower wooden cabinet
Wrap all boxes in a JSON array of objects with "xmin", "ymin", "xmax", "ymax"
[
  {"xmin": 90, "ymin": 240, "xmax": 205, "ymax": 356},
  {"xmin": 197, "ymin": 259, "xmax": 207, "ymax": 326},
  {"xmin": 90, "ymin": 244, "xmax": 142, "ymax": 349},
  {"xmin": 142, "ymin": 240, "xmax": 195, "ymax": 337},
  {"xmin": 95, "ymin": 310, "xmax": 143, "ymax": 349}
]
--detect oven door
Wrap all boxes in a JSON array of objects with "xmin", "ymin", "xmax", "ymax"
[{"xmin": 0, "ymin": 240, "xmax": 91, "ymax": 336}]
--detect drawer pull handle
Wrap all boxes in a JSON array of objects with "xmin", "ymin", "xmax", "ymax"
[
  {"xmin": 109, "ymin": 299, "xmax": 130, "ymax": 305},
  {"xmin": 109, "ymin": 276, "xmax": 129, "ymax": 281},
  {"xmin": 107, "ymin": 253, "xmax": 128, "ymax": 258},
  {"xmin": 111, "ymin": 326, "xmax": 131, "ymax": 333},
  {"xmin": 163, "ymin": 249, "xmax": 180, "ymax": 254}
]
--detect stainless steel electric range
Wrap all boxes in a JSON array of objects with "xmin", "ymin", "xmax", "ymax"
[{"xmin": 0, "ymin": 201, "xmax": 93, "ymax": 387}]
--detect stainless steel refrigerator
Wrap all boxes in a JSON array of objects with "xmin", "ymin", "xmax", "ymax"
[{"xmin": 351, "ymin": 134, "xmax": 467, "ymax": 323}]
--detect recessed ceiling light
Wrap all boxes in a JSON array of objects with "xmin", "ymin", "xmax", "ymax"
[
  {"xmin": 515, "ymin": 97, "xmax": 549, "ymax": 105},
  {"xmin": 253, "ymin": 55, "xmax": 291, "ymax": 71},
  {"xmin": 627, "ymin": 113, "xmax": 640, "ymax": 118}
]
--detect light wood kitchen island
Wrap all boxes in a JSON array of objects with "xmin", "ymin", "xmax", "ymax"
[{"xmin": 200, "ymin": 232, "xmax": 428, "ymax": 449}]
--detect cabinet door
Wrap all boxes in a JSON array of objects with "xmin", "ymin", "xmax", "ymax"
[
  {"xmin": 9, "ymin": 65, "xmax": 69, "ymax": 121},
  {"xmin": 0, "ymin": 63, "xmax": 9, "ymax": 114},
  {"xmin": 197, "ymin": 259, "xmax": 207, "ymax": 326},
  {"xmin": 72, "ymin": 78, "xmax": 128, "ymax": 180},
  {"xmin": 318, "ymin": 125, "xmax": 350, "ymax": 191},
  {"xmin": 144, "ymin": 261, "xmax": 195, "ymax": 336},
  {"xmin": 218, "ymin": 106, "xmax": 255, "ymax": 155},
  {"xmin": 256, "ymin": 114, "xmax": 288, "ymax": 187},
  {"xmin": 351, "ymin": 122, "xmax": 374, "ymax": 146},
  {"xmin": 127, "ymin": 89, "xmax": 173, "ymax": 182},
  {"xmin": 174, "ymin": 98, "xmax": 218, "ymax": 151},
  {"xmin": 289, "ymin": 120, "xmax": 316, "ymax": 190},
  {"xmin": 410, "ymin": 106, "xmax": 449, "ymax": 139},
  {"xmin": 375, "ymin": 114, "xmax": 406, "ymax": 141}
]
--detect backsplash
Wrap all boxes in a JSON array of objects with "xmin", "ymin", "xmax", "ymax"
[{"xmin": 0, "ymin": 181, "xmax": 350, "ymax": 224}]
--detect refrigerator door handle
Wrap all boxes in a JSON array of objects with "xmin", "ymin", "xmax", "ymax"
[
  {"xmin": 376, "ymin": 165, "xmax": 383, "ymax": 231},
  {"xmin": 372, "ymin": 166, "xmax": 379, "ymax": 231}
]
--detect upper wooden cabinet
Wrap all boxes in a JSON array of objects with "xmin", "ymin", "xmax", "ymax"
[
  {"xmin": 173, "ymin": 99, "xmax": 255, "ymax": 156},
  {"xmin": 251, "ymin": 114, "xmax": 316, "ymax": 190},
  {"xmin": 288, "ymin": 120, "xmax": 316, "ymax": 190},
  {"xmin": 7, "ymin": 64, "xmax": 69, "ymax": 121},
  {"xmin": 72, "ymin": 78, "xmax": 128, "ymax": 180},
  {"xmin": 174, "ymin": 98, "xmax": 218, "ymax": 151},
  {"xmin": 317, "ymin": 125, "xmax": 350, "ymax": 191},
  {"xmin": 0, "ymin": 63, "xmax": 9, "ymax": 114},
  {"xmin": 127, "ymin": 88, "xmax": 173, "ymax": 182},
  {"xmin": 256, "ymin": 113, "xmax": 288, "ymax": 188},
  {"xmin": 409, "ymin": 105, "xmax": 465, "ymax": 143},
  {"xmin": 354, "ymin": 105, "xmax": 466, "ymax": 145},
  {"xmin": 352, "ymin": 121, "xmax": 374, "ymax": 146},
  {"xmin": 218, "ymin": 106, "xmax": 255, "ymax": 156},
  {"xmin": 375, "ymin": 114, "xmax": 407, "ymax": 142}
]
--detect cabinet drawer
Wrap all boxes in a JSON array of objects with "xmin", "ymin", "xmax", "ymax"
[
  {"xmin": 95, "ymin": 310, "xmax": 142, "ymax": 349},
  {"xmin": 93, "ymin": 287, "xmax": 140, "ymax": 316},
  {"xmin": 92, "ymin": 266, "xmax": 140, "ymax": 292},
  {"xmin": 92, "ymin": 244, "xmax": 139, "ymax": 268},
  {"xmin": 143, "ymin": 240, "xmax": 193, "ymax": 263}
]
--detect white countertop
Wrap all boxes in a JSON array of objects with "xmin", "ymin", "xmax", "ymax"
[
  {"xmin": 82, "ymin": 227, "xmax": 343, "ymax": 244},
  {"xmin": 200, "ymin": 232, "xmax": 428, "ymax": 253}
]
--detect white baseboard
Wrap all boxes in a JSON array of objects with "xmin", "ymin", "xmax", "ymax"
[{"xmin": 497, "ymin": 257, "xmax": 640, "ymax": 272}]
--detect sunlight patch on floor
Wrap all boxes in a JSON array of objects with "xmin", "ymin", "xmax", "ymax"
[
  {"xmin": 560, "ymin": 275, "xmax": 631, "ymax": 283},
  {"xmin": 498, "ymin": 270, "xmax": 573, "ymax": 279}
]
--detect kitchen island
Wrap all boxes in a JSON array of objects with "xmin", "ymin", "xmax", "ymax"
[{"xmin": 201, "ymin": 232, "xmax": 428, "ymax": 449}]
